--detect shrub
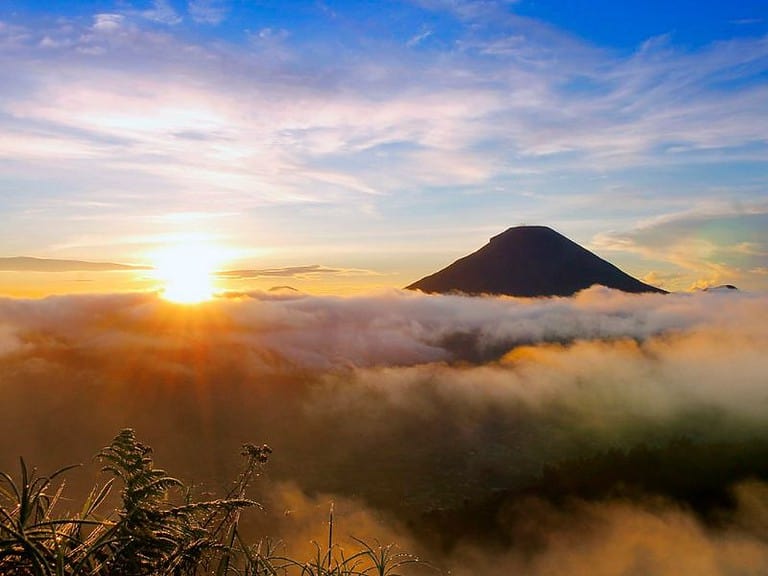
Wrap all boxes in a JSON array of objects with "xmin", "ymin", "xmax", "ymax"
[{"xmin": 0, "ymin": 429, "xmax": 428, "ymax": 576}]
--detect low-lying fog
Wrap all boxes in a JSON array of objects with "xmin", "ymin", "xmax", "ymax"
[{"xmin": 2, "ymin": 287, "xmax": 768, "ymax": 575}]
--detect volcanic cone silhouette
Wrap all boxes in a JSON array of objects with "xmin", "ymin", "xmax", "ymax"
[{"xmin": 406, "ymin": 226, "xmax": 665, "ymax": 297}]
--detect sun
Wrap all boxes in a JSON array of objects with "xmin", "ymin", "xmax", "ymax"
[{"xmin": 151, "ymin": 242, "xmax": 222, "ymax": 304}]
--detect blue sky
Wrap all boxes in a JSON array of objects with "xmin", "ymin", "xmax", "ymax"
[{"xmin": 0, "ymin": 0, "xmax": 766, "ymax": 294}]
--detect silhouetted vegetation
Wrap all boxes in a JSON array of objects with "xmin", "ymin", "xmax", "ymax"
[{"xmin": 0, "ymin": 430, "xmax": 426, "ymax": 575}]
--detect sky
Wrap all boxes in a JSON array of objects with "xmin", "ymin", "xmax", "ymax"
[{"xmin": 0, "ymin": 0, "xmax": 766, "ymax": 295}]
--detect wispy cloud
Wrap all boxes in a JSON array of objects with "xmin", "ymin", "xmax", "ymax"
[
  {"xmin": 218, "ymin": 264, "xmax": 378, "ymax": 279},
  {"xmin": 415, "ymin": 0, "xmax": 521, "ymax": 23},
  {"xmin": 187, "ymin": 0, "xmax": 230, "ymax": 25},
  {"xmin": 730, "ymin": 18, "xmax": 764, "ymax": 25},
  {"xmin": 93, "ymin": 13, "xmax": 124, "ymax": 33},
  {"xmin": 406, "ymin": 27, "xmax": 433, "ymax": 47},
  {"xmin": 0, "ymin": 257, "xmax": 150, "ymax": 272},
  {"xmin": 2, "ymin": 12, "xmax": 764, "ymax": 178},
  {"xmin": 139, "ymin": 0, "xmax": 182, "ymax": 25},
  {"xmin": 593, "ymin": 204, "xmax": 768, "ymax": 290},
  {"xmin": 3, "ymin": 9, "xmax": 761, "ymax": 174}
]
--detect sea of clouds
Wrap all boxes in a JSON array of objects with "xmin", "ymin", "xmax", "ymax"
[{"xmin": 2, "ymin": 287, "xmax": 768, "ymax": 574}]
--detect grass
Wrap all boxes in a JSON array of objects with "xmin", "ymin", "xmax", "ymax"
[{"xmin": 0, "ymin": 429, "xmax": 430, "ymax": 576}]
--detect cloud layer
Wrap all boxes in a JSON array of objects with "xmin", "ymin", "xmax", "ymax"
[{"xmin": 1, "ymin": 289, "xmax": 768, "ymax": 573}]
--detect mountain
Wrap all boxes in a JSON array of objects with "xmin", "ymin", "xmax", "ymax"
[{"xmin": 406, "ymin": 226, "xmax": 666, "ymax": 297}]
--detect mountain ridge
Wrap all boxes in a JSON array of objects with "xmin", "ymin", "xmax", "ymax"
[{"xmin": 406, "ymin": 225, "xmax": 666, "ymax": 297}]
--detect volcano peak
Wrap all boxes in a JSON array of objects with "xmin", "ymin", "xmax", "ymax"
[{"xmin": 406, "ymin": 226, "xmax": 665, "ymax": 297}]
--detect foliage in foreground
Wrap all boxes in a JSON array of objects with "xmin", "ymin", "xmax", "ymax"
[{"xmin": 0, "ymin": 429, "xmax": 426, "ymax": 576}]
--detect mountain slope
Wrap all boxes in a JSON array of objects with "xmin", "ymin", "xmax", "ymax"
[{"xmin": 406, "ymin": 226, "xmax": 665, "ymax": 297}]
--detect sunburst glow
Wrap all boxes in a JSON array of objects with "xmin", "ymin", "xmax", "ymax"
[{"xmin": 151, "ymin": 241, "xmax": 223, "ymax": 304}]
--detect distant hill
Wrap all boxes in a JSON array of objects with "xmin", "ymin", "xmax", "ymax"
[
  {"xmin": 406, "ymin": 226, "xmax": 666, "ymax": 297},
  {"xmin": 269, "ymin": 285, "xmax": 300, "ymax": 293},
  {"xmin": 703, "ymin": 284, "xmax": 738, "ymax": 292}
]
